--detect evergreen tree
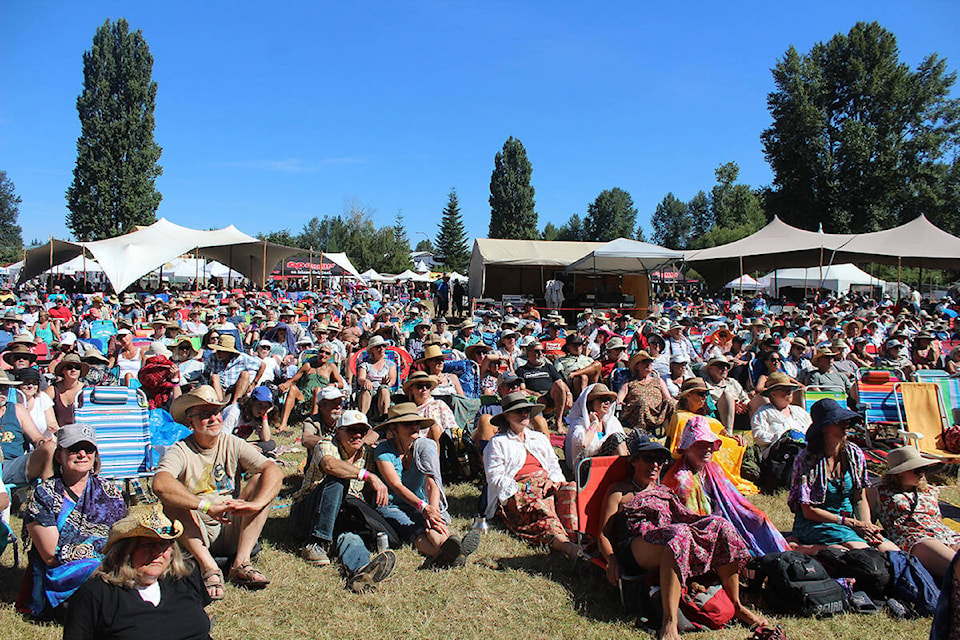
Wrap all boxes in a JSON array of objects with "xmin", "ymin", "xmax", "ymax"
[
  {"xmin": 584, "ymin": 187, "xmax": 638, "ymax": 241},
  {"xmin": 541, "ymin": 222, "xmax": 560, "ymax": 241},
  {"xmin": 66, "ymin": 18, "xmax": 163, "ymax": 241},
  {"xmin": 435, "ymin": 188, "xmax": 470, "ymax": 271},
  {"xmin": 687, "ymin": 190, "xmax": 713, "ymax": 237},
  {"xmin": 488, "ymin": 136, "xmax": 538, "ymax": 239},
  {"xmin": 414, "ymin": 238, "xmax": 435, "ymax": 253},
  {"xmin": 0, "ymin": 170, "xmax": 23, "ymax": 263},
  {"xmin": 650, "ymin": 193, "xmax": 692, "ymax": 249},
  {"xmin": 556, "ymin": 213, "xmax": 586, "ymax": 241}
]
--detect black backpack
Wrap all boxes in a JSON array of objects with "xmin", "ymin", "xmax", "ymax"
[
  {"xmin": 816, "ymin": 548, "xmax": 891, "ymax": 600},
  {"xmin": 760, "ymin": 551, "xmax": 847, "ymax": 617},
  {"xmin": 758, "ymin": 432, "xmax": 805, "ymax": 493}
]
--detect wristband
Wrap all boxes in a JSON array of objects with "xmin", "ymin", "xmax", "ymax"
[
  {"xmin": 198, "ymin": 498, "xmax": 211, "ymax": 514},
  {"xmin": 416, "ymin": 499, "xmax": 426, "ymax": 512},
  {"xmin": 838, "ymin": 516, "xmax": 845, "ymax": 526},
  {"xmin": 358, "ymin": 469, "xmax": 369, "ymax": 482}
]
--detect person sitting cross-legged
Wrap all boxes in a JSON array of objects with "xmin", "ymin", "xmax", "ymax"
[{"xmin": 152, "ymin": 385, "xmax": 283, "ymax": 600}]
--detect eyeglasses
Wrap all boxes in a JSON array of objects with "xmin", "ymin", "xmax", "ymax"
[{"xmin": 187, "ymin": 408, "xmax": 220, "ymax": 421}]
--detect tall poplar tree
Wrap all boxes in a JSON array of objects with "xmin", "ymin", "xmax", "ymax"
[
  {"xmin": 435, "ymin": 188, "xmax": 470, "ymax": 271},
  {"xmin": 66, "ymin": 18, "xmax": 163, "ymax": 241},
  {"xmin": 488, "ymin": 137, "xmax": 537, "ymax": 239},
  {"xmin": 0, "ymin": 171, "xmax": 23, "ymax": 263}
]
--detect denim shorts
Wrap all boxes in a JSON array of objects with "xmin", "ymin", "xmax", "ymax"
[
  {"xmin": 376, "ymin": 502, "xmax": 427, "ymax": 542},
  {"xmin": 2, "ymin": 454, "xmax": 29, "ymax": 487}
]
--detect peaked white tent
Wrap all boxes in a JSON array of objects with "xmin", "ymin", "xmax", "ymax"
[
  {"xmin": 414, "ymin": 260, "xmax": 429, "ymax": 273},
  {"xmin": 761, "ymin": 263, "xmax": 885, "ymax": 295},
  {"xmin": 361, "ymin": 268, "xmax": 384, "ymax": 282},
  {"xmin": 724, "ymin": 275, "xmax": 765, "ymax": 291},
  {"xmin": 565, "ymin": 238, "xmax": 685, "ymax": 274},
  {"xmin": 18, "ymin": 218, "xmax": 301, "ymax": 291}
]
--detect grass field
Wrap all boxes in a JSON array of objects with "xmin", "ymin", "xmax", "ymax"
[{"xmin": 0, "ymin": 431, "xmax": 951, "ymax": 640}]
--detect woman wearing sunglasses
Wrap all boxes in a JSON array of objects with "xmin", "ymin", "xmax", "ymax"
[
  {"xmin": 564, "ymin": 383, "xmax": 627, "ymax": 469},
  {"xmin": 665, "ymin": 379, "xmax": 757, "ymax": 496},
  {"xmin": 14, "ymin": 367, "xmax": 58, "ymax": 434},
  {"xmin": 64, "ymin": 505, "xmax": 213, "ymax": 640},
  {"xmin": 483, "ymin": 392, "xmax": 579, "ymax": 559},
  {"xmin": 45, "ymin": 353, "xmax": 87, "ymax": 427},
  {"xmin": 598, "ymin": 433, "xmax": 767, "ymax": 640},
  {"xmin": 22, "ymin": 424, "xmax": 126, "ymax": 619}
]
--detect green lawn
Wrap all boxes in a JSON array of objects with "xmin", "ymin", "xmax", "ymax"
[{"xmin": 0, "ymin": 433, "xmax": 946, "ymax": 640}]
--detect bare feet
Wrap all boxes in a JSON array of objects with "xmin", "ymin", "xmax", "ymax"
[
  {"xmin": 734, "ymin": 604, "xmax": 767, "ymax": 628},
  {"xmin": 657, "ymin": 625, "xmax": 681, "ymax": 640}
]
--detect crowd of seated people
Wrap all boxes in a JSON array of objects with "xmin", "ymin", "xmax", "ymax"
[{"xmin": 2, "ymin": 281, "xmax": 960, "ymax": 637}]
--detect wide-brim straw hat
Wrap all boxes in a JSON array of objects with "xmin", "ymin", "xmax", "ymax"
[
  {"xmin": 376, "ymin": 402, "xmax": 436, "ymax": 433},
  {"xmin": 208, "ymin": 335, "xmax": 241, "ymax": 355},
  {"xmin": 103, "ymin": 504, "xmax": 183, "ymax": 554},
  {"xmin": 170, "ymin": 384, "xmax": 227, "ymax": 424},
  {"xmin": 55, "ymin": 353, "xmax": 90, "ymax": 378},
  {"xmin": 402, "ymin": 371, "xmax": 438, "ymax": 394},
  {"xmin": 172, "ymin": 337, "xmax": 199, "ymax": 358},
  {"xmin": 628, "ymin": 350, "xmax": 654, "ymax": 369},
  {"xmin": 586, "ymin": 383, "xmax": 617, "ymax": 403},
  {"xmin": 366, "ymin": 335, "xmax": 388, "ymax": 349},
  {"xmin": 811, "ymin": 348, "xmax": 838, "ymax": 366},
  {"xmin": 677, "ymin": 377, "xmax": 710, "ymax": 398},
  {"xmin": 465, "ymin": 342, "xmax": 492, "ymax": 359},
  {"xmin": 2, "ymin": 345, "xmax": 37, "ymax": 365},
  {"xmin": 416, "ymin": 344, "xmax": 445, "ymax": 363},
  {"xmin": 884, "ymin": 446, "xmax": 938, "ymax": 476},
  {"xmin": 490, "ymin": 391, "xmax": 545, "ymax": 429},
  {"xmin": 762, "ymin": 372, "xmax": 800, "ymax": 396}
]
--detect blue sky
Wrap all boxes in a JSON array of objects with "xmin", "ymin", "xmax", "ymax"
[{"xmin": 2, "ymin": 2, "xmax": 959, "ymax": 249}]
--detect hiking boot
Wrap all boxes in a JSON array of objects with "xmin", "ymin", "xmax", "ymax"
[
  {"xmin": 429, "ymin": 535, "xmax": 462, "ymax": 569},
  {"xmin": 301, "ymin": 541, "xmax": 331, "ymax": 566},
  {"xmin": 451, "ymin": 529, "xmax": 482, "ymax": 567},
  {"xmin": 347, "ymin": 550, "xmax": 397, "ymax": 593}
]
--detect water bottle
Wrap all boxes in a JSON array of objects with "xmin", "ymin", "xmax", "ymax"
[
  {"xmin": 376, "ymin": 532, "xmax": 389, "ymax": 553},
  {"xmin": 471, "ymin": 516, "xmax": 490, "ymax": 534}
]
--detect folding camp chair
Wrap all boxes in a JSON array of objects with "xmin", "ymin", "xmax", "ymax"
[
  {"xmin": 915, "ymin": 370, "xmax": 960, "ymax": 426},
  {"xmin": 897, "ymin": 382, "xmax": 960, "ymax": 481},
  {"xmin": 802, "ymin": 385, "xmax": 847, "ymax": 414},
  {"xmin": 854, "ymin": 370, "xmax": 905, "ymax": 448},
  {"xmin": 575, "ymin": 456, "xmax": 648, "ymax": 608},
  {"xmin": 75, "ymin": 386, "xmax": 154, "ymax": 480}
]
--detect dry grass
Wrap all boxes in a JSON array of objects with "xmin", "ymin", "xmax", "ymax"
[{"xmin": 0, "ymin": 431, "xmax": 945, "ymax": 640}]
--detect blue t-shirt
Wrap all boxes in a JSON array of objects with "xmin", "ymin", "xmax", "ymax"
[{"xmin": 374, "ymin": 438, "xmax": 426, "ymax": 506}]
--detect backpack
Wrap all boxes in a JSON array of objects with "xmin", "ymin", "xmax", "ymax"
[
  {"xmin": 758, "ymin": 431, "xmax": 805, "ymax": 493},
  {"xmin": 886, "ymin": 550, "xmax": 941, "ymax": 616},
  {"xmin": 760, "ymin": 551, "xmax": 847, "ymax": 617},
  {"xmin": 816, "ymin": 547, "xmax": 891, "ymax": 600},
  {"xmin": 648, "ymin": 582, "xmax": 735, "ymax": 632},
  {"xmin": 942, "ymin": 424, "xmax": 960, "ymax": 453}
]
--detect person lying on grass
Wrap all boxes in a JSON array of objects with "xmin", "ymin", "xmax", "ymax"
[
  {"xmin": 600, "ymin": 433, "xmax": 768, "ymax": 640},
  {"xmin": 374, "ymin": 403, "xmax": 480, "ymax": 569}
]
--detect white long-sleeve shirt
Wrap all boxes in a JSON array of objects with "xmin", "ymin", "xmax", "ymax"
[
  {"xmin": 483, "ymin": 428, "xmax": 564, "ymax": 519},
  {"xmin": 750, "ymin": 404, "xmax": 812, "ymax": 454}
]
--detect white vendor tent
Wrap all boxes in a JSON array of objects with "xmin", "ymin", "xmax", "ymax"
[
  {"xmin": 761, "ymin": 263, "xmax": 885, "ymax": 295},
  {"xmin": 17, "ymin": 218, "xmax": 301, "ymax": 292},
  {"xmin": 724, "ymin": 275, "xmax": 766, "ymax": 291},
  {"xmin": 361, "ymin": 268, "xmax": 384, "ymax": 282},
  {"xmin": 564, "ymin": 238, "xmax": 685, "ymax": 275}
]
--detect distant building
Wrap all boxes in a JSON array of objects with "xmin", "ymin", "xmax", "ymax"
[{"xmin": 410, "ymin": 251, "xmax": 435, "ymax": 269}]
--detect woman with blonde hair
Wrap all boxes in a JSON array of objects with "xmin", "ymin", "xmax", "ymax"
[{"xmin": 64, "ymin": 504, "xmax": 213, "ymax": 639}]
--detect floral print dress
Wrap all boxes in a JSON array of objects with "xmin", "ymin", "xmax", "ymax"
[{"xmin": 876, "ymin": 484, "xmax": 960, "ymax": 551}]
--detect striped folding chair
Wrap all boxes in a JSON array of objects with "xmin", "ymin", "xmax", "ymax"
[{"xmin": 74, "ymin": 386, "xmax": 154, "ymax": 480}]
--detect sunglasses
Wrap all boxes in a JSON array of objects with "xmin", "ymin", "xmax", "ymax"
[
  {"xmin": 412, "ymin": 382, "xmax": 432, "ymax": 391},
  {"xmin": 530, "ymin": 350, "xmax": 544, "ymax": 355},
  {"xmin": 67, "ymin": 442, "xmax": 97, "ymax": 455},
  {"xmin": 187, "ymin": 408, "xmax": 220, "ymax": 420},
  {"xmin": 20, "ymin": 382, "xmax": 38, "ymax": 388},
  {"xmin": 63, "ymin": 364, "xmax": 83, "ymax": 371},
  {"xmin": 511, "ymin": 407, "xmax": 532, "ymax": 416},
  {"xmin": 344, "ymin": 426, "xmax": 369, "ymax": 437},
  {"xmin": 768, "ymin": 357, "xmax": 781, "ymax": 362},
  {"xmin": 137, "ymin": 538, "xmax": 174, "ymax": 552},
  {"xmin": 691, "ymin": 390, "xmax": 709, "ymax": 397},
  {"xmin": 639, "ymin": 454, "xmax": 667, "ymax": 465}
]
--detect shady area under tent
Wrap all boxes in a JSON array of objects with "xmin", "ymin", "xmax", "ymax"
[
  {"xmin": 17, "ymin": 218, "xmax": 302, "ymax": 292},
  {"xmin": 685, "ymin": 214, "xmax": 960, "ymax": 291}
]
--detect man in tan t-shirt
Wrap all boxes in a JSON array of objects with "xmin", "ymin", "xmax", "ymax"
[{"xmin": 153, "ymin": 385, "xmax": 282, "ymax": 599}]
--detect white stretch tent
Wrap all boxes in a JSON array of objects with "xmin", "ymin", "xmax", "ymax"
[
  {"xmin": 565, "ymin": 238, "xmax": 685, "ymax": 275},
  {"xmin": 761, "ymin": 263, "xmax": 885, "ymax": 294},
  {"xmin": 18, "ymin": 218, "xmax": 301, "ymax": 291},
  {"xmin": 724, "ymin": 275, "xmax": 765, "ymax": 291},
  {"xmin": 361, "ymin": 268, "xmax": 384, "ymax": 282},
  {"xmin": 468, "ymin": 238, "xmax": 605, "ymax": 298}
]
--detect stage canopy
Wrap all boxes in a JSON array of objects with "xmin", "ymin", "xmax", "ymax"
[
  {"xmin": 272, "ymin": 252, "xmax": 363, "ymax": 280},
  {"xmin": 565, "ymin": 238, "xmax": 684, "ymax": 275},
  {"xmin": 468, "ymin": 238, "xmax": 605, "ymax": 298},
  {"xmin": 686, "ymin": 215, "xmax": 960, "ymax": 290},
  {"xmin": 17, "ymin": 218, "xmax": 302, "ymax": 291}
]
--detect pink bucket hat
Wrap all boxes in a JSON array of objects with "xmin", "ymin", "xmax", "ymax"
[{"xmin": 678, "ymin": 415, "xmax": 722, "ymax": 452}]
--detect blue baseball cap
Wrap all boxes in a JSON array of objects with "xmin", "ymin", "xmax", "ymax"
[{"xmin": 251, "ymin": 386, "xmax": 273, "ymax": 403}]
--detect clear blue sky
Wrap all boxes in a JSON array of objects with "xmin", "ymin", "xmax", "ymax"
[{"xmin": 3, "ymin": 2, "xmax": 959, "ymax": 249}]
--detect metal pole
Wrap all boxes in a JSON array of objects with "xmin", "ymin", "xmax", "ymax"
[
  {"xmin": 738, "ymin": 256, "xmax": 744, "ymax": 297},
  {"xmin": 195, "ymin": 248, "xmax": 199, "ymax": 291},
  {"xmin": 228, "ymin": 246, "xmax": 234, "ymax": 289},
  {"xmin": 897, "ymin": 257, "xmax": 902, "ymax": 299},
  {"xmin": 261, "ymin": 239, "xmax": 267, "ymax": 289},
  {"xmin": 309, "ymin": 246, "xmax": 314, "ymax": 291}
]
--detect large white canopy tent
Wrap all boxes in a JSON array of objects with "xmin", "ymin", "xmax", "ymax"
[
  {"xmin": 760, "ymin": 263, "xmax": 885, "ymax": 295},
  {"xmin": 564, "ymin": 238, "xmax": 685, "ymax": 275},
  {"xmin": 17, "ymin": 218, "xmax": 301, "ymax": 292},
  {"xmin": 468, "ymin": 238, "xmax": 605, "ymax": 299},
  {"xmin": 724, "ymin": 275, "xmax": 766, "ymax": 291}
]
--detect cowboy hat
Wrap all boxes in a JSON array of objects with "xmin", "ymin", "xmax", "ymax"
[
  {"xmin": 103, "ymin": 504, "xmax": 183, "ymax": 554},
  {"xmin": 54, "ymin": 353, "xmax": 90, "ymax": 378},
  {"xmin": 465, "ymin": 342, "xmax": 492, "ymax": 359},
  {"xmin": 884, "ymin": 446, "xmax": 938, "ymax": 476},
  {"xmin": 628, "ymin": 350, "xmax": 654, "ymax": 369},
  {"xmin": 376, "ymin": 402, "xmax": 435, "ymax": 433},
  {"xmin": 606, "ymin": 337, "xmax": 626, "ymax": 351},
  {"xmin": 170, "ymin": 385, "xmax": 228, "ymax": 424},
  {"xmin": 402, "ymin": 370, "xmax": 438, "ymax": 394},
  {"xmin": 80, "ymin": 345, "xmax": 110, "ymax": 364},
  {"xmin": 811, "ymin": 348, "xmax": 838, "ymax": 366},
  {"xmin": 490, "ymin": 392, "xmax": 545, "ymax": 429}
]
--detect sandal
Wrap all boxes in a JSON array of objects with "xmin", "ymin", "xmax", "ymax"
[
  {"xmin": 228, "ymin": 562, "xmax": 271, "ymax": 589},
  {"xmin": 749, "ymin": 624, "xmax": 787, "ymax": 640},
  {"xmin": 202, "ymin": 569, "xmax": 225, "ymax": 601}
]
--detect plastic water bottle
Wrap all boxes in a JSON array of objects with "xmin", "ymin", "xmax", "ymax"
[
  {"xmin": 471, "ymin": 516, "xmax": 490, "ymax": 534},
  {"xmin": 376, "ymin": 532, "xmax": 389, "ymax": 553}
]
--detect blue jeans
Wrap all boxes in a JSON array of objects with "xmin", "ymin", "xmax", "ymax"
[
  {"xmin": 376, "ymin": 502, "xmax": 427, "ymax": 542},
  {"xmin": 308, "ymin": 476, "xmax": 350, "ymax": 543},
  {"xmin": 334, "ymin": 532, "xmax": 369, "ymax": 574}
]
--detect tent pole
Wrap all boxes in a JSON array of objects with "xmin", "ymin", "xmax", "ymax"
[
  {"xmin": 83, "ymin": 253, "xmax": 87, "ymax": 288},
  {"xmin": 309, "ymin": 247, "xmax": 314, "ymax": 292},
  {"xmin": 49, "ymin": 235, "xmax": 53, "ymax": 269},
  {"xmin": 228, "ymin": 246, "xmax": 234, "ymax": 289},
  {"xmin": 195, "ymin": 249, "xmax": 199, "ymax": 291},
  {"xmin": 261, "ymin": 239, "xmax": 267, "ymax": 288},
  {"xmin": 738, "ymin": 256, "xmax": 743, "ymax": 297},
  {"xmin": 897, "ymin": 258, "xmax": 902, "ymax": 298}
]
